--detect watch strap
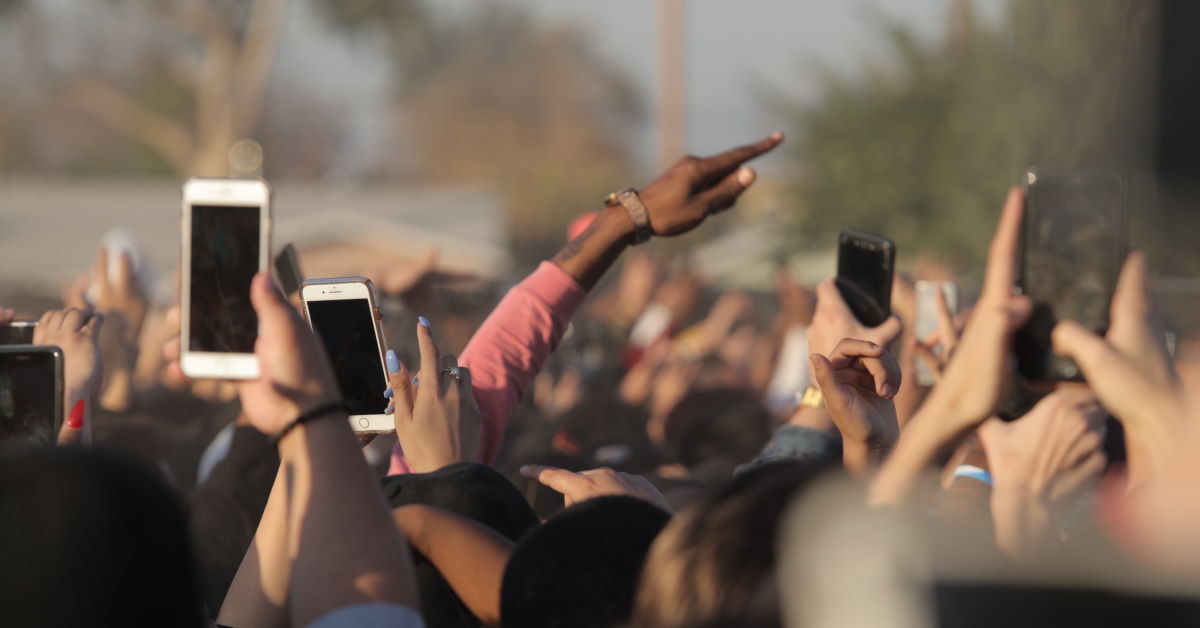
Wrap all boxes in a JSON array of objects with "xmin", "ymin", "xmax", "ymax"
[{"xmin": 606, "ymin": 187, "xmax": 653, "ymax": 244}]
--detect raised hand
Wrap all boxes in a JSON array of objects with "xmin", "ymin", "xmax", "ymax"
[
  {"xmin": 870, "ymin": 188, "xmax": 1034, "ymax": 506},
  {"xmin": 639, "ymin": 133, "xmax": 783, "ymax": 237},
  {"xmin": 1051, "ymin": 251, "xmax": 1181, "ymax": 486},
  {"xmin": 810, "ymin": 338, "xmax": 901, "ymax": 473},
  {"xmin": 242, "ymin": 274, "xmax": 342, "ymax": 434},
  {"xmin": 920, "ymin": 188, "xmax": 1032, "ymax": 428},
  {"xmin": 33, "ymin": 308, "xmax": 104, "ymax": 445},
  {"xmin": 807, "ymin": 278, "xmax": 903, "ymax": 358},
  {"xmin": 386, "ymin": 319, "xmax": 482, "ymax": 473},
  {"xmin": 519, "ymin": 464, "xmax": 673, "ymax": 513},
  {"xmin": 553, "ymin": 134, "xmax": 783, "ymax": 289},
  {"xmin": 979, "ymin": 389, "xmax": 1107, "ymax": 559}
]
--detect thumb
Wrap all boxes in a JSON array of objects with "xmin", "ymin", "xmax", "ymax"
[
  {"xmin": 870, "ymin": 314, "xmax": 904, "ymax": 347},
  {"xmin": 698, "ymin": 166, "xmax": 756, "ymax": 214},
  {"xmin": 976, "ymin": 416, "xmax": 1006, "ymax": 453},
  {"xmin": 1051, "ymin": 319, "xmax": 1119, "ymax": 381},
  {"xmin": 809, "ymin": 353, "xmax": 837, "ymax": 396},
  {"xmin": 250, "ymin": 273, "xmax": 303, "ymax": 339}
]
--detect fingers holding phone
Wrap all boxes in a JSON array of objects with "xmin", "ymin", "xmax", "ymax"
[
  {"xmin": 389, "ymin": 318, "xmax": 481, "ymax": 474},
  {"xmin": 809, "ymin": 278, "xmax": 903, "ymax": 359}
]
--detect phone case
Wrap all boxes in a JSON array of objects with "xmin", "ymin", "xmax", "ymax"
[
  {"xmin": 836, "ymin": 228, "xmax": 896, "ymax": 327},
  {"xmin": 1015, "ymin": 167, "xmax": 1127, "ymax": 381}
]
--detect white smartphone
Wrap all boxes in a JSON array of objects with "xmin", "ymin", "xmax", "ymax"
[
  {"xmin": 180, "ymin": 178, "xmax": 272, "ymax": 380},
  {"xmin": 914, "ymin": 280, "xmax": 958, "ymax": 386},
  {"xmin": 300, "ymin": 277, "xmax": 394, "ymax": 433}
]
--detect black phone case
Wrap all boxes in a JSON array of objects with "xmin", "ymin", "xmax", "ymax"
[
  {"xmin": 836, "ymin": 229, "xmax": 895, "ymax": 327},
  {"xmin": 1014, "ymin": 168, "xmax": 1127, "ymax": 382}
]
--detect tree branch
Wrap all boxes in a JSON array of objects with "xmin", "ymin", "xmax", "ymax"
[{"xmin": 67, "ymin": 76, "xmax": 195, "ymax": 174}]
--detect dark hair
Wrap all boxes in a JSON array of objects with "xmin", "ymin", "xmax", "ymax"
[
  {"xmin": 502, "ymin": 495, "xmax": 671, "ymax": 628},
  {"xmin": 633, "ymin": 459, "xmax": 835, "ymax": 628},
  {"xmin": 0, "ymin": 446, "xmax": 206, "ymax": 627},
  {"xmin": 665, "ymin": 388, "xmax": 772, "ymax": 480}
]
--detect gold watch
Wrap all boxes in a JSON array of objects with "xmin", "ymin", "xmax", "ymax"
[
  {"xmin": 797, "ymin": 385, "xmax": 824, "ymax": 409},
  {"xmin": 605, "ymin": 187, "xmax": 653, "ymax": 244}
]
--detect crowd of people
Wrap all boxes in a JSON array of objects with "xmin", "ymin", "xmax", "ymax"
[{"xmin": 4, "ymin": 130, "xmax": 1200, "ymax": 628}]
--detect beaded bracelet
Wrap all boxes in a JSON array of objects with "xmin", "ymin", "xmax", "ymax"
[{"xmin": 268, "ymin": 400, "xmax": 352, "ymax": 445}]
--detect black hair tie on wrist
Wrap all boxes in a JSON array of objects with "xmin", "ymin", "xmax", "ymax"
[{"xmin": 269, "ymin": 400, "xmax": 352, "ymax": 445}]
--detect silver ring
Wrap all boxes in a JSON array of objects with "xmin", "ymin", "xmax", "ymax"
[{"xmin": 440, "ymin": 366, "xmax": 462, "ymax": 382}]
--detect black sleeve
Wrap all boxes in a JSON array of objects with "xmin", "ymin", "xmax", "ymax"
[{"xmin": 188, "ymin": 422, "xmax": 279, "ymax": 619}]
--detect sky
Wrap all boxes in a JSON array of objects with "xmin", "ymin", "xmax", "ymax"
[{"xmin": 427, "ymin": 0, "xmax": 1009, "ymax": 169}]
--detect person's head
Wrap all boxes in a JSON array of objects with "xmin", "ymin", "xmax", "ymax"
[
  {"xmin": 501, "ymin": 495, "xmax": 671, "ymax": 628},
  {"xmin": 0, "ymin": 446, "xmax": 206, "ymax": 627},
  {"xmin": 632, "ymin": 459, "xmax": 834, "ymax": 628},
  {"xmin": 664, "ymin": 387, "xmax": 773, "ymax": 481}
]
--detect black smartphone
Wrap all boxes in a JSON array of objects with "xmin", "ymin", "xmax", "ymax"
[
  {"xmin": 0, "ymin": 346, "xmax": 63, "ymax": 445},
  {"xmin": 1015, "ymin": 168, "xmax": 1127, "ymax": 381},
  {"xmin": 273, "ymin": 243, "xmax": 304, "ymax": 298},
  {"xmin": 836, "ymin": 229, "xmax": 896, "ymax": 327},
  {"xmin": 0, "ymin": 320, "xmax": 38, "ymax": 345}
]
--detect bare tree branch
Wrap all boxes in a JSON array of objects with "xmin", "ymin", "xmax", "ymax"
[{"xmin": 67, "ymin": 76, "xmax": 195, "ymax": 174}]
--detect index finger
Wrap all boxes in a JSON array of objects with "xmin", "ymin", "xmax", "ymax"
[
  {"xmin": 982, "ymin": 187, "xmax": 1023, "ymax": 302},
  {"xmin": 696, "ymin": 132, "xmax": 783, "ymax": 179},
  {"xmin": 827, "ymin": 338, "xmax": 886, "ymax": 364},
  {"xmin": 519, "ymin": 465, "xmax": 587, "ymax": 495}
]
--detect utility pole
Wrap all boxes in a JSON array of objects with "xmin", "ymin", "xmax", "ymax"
[{"xmin": 657, "ymin": 0, "xmax": 685, "ymax": 171}]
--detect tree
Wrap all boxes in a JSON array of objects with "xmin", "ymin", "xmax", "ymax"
[
  {"xmin": 314, "ymin": 1, "xmax": 643, "ymax": 266},
  {"xmin": 780, "ymin": 0, "xmax": 1157, "ymax": 271}
]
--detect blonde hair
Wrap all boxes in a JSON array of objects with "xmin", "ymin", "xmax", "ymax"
[{"xmin": 632, "ymin": 460, "xmax": 830, "ymax": 627}]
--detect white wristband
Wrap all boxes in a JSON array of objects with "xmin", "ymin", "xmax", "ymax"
[{"xmin": 951, "ymin": 464, "xmax": 993, "ymax": 487}]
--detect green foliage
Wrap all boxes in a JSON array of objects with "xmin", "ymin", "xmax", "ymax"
[{"xmin": 783, "ymin": 0, "xmax": 1155, "ymax": 270}]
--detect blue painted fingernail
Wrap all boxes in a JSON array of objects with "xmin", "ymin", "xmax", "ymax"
[
  {"xmin": 418, "ymin": 316, "xmax": 431, "ymax": 328},
  {"xmin": 384, "ymin": 405, "xmax": 395, "ymax": 415},
  {"xmin": 412, "ymin": 376, "xmax": 420, "ymax": 387},
  {"xmin": 383, "ymin": 387, "xmax": 394, "ymax": 399},
  {"xmin": 386, "ymin": 349, "xmax": 400, "ymax": 374}
]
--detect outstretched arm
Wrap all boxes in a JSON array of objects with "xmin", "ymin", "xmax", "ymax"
[
  {"xmin": 392, "ymin": 505, "xmax": 515, "ymax": 627},
  {"xmin": 391, "ymin": 133, "xmax": 785, "ymax": 472}
]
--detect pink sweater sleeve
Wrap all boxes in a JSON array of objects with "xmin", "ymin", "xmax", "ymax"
[{"xmin": 388, "ymin": 262, "xmax": 587, "ymax": 474}]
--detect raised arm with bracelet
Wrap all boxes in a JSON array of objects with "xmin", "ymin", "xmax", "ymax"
[{"xmin": 389, "ymin": 133, "xmax": 785, "ymax": 474}]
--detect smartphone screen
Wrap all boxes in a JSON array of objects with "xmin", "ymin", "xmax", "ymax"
[
  {"xmin": 836, "ymin": 229, "xmax": 895, "ymax": 327},
  {"xmin": 189, "ymin": 205, "xmax": 261, "ymax": 354},
  {"xmin": 306, "ymin": 299, "xmax": 388, "ymax": 416},
  {"xmin": 915, "ymin": 281, "xmax": 957, "ymax": 386},
  {"xmin": 0, "ymin": 349, "xmax": 60, "ymax": 445},
  {"xmin": 1016, "ymin": 170, "xmax": 1126, "ymax": 380}
]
